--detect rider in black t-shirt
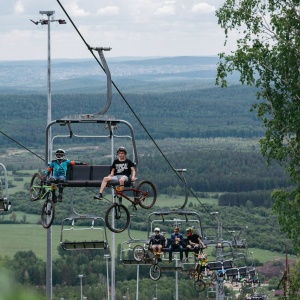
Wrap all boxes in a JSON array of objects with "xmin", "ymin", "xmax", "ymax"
[
  {"xmin": 185, "ymin": 227, "xmax": 206, "ymax": 262},
  {"xmin": 94, "ymin": 146, "xmax": 136, "ymax": 200}
]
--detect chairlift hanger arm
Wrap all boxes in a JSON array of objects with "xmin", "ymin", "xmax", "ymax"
[{"xmin": 89, "ymin": 46, "xmax": 112, "ymax": 116}]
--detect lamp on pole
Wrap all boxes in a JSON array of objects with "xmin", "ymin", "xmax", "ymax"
[
  {"xmin": 104, "ymin": 254, "xmax": 110, "ymax": 300},
  {"xmin": 31, "ymin": 12, "xmax": 65, "ymax": 300},
  {"xmin": 78, "ymin": 274, "xmax": 84, "ymax": 300}
]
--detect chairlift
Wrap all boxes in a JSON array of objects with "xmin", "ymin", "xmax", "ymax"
[
  {"xmin": 0, "ymin": 163, "xmax": 11, "ymax": 211},
  {"xmin": 60, "ymin": 215, "xmax": 109, "ymax": 251}
]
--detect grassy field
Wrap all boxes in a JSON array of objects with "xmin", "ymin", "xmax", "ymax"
[
  {"xmin": 0, "ymin": 223, "xmax": 292, "ymax": 265},
  {"xmin": 0, "ymin": 223, "xmax": 147, "ymax": 261}
]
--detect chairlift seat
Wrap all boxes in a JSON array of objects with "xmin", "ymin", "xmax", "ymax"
[
  {"xmin": 248, "ymin": 266, "xmax": 256, "ymax": 275},
  {"xmin": 160, "ymin": 266, "xmax": 183, "ymax": 271},
  {"xmin": 60, "ymin": 216, "xmax": 109, "ymax": 251},
  {"xmin": 122, "ymin": 259, "xmax": 152, "ymax": 265},
  {"xmin": 207, "ymin": 259, "xmax": 233, "ymax": 270},
  {"xmin": 65, "ymin": 165, "xmax": 131, "ymax": 187},
  {"xmin": 225, "ymin": 268, "xmax": 239, "ymax": 276},
  {"xmin": 156, "ymin": 238, "xmax": 203, "ymax": 253},
  {"xmin": 61, "ymin": 240, "xmax": 108, "ymax": 250},
  {"xmin": 238, "ymin": 266, "xmax": 248, "ymax": 275}
]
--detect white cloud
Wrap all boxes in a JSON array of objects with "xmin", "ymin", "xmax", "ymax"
[
  {"xmin": 192, "ymin": 3, "xmax": 216, "ymax": 14},
  {"xmin": 97, "ymin": 6, "xmax": 119, "ymax": 16},
  {"xmin": 14, "ymin": 1, "xmax": 24, "ymax": 14},
  {"xmin": 65, "ymin": 1, "xmax": 90, "ymax": 17},
  {"xmin": 154, "ymin": 5, "xmax": 175, "ymax": 15}
]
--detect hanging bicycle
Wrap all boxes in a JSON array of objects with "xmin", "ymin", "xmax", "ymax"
[{"xmin": 103, "ymin": 180, "xmax": 157, "ymax": 233}]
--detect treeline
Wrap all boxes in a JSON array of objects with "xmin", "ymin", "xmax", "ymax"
[
  {"xmin": 218, "ymin": 191, "xmax": 273, "ymax": 207},
  {"xmin": 137, "ymin": 150, "xmax": 290, "ymax": 196},
  {"xmin": 0, "ymin": 85, "xmax": 264, "ymax": 148}
]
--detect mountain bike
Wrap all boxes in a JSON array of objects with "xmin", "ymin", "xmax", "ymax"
[
  {"xmin": 104, "ymin": 180, "xmax": 157, "ymax": 233},
  {"xmin": 29, "ymin": 172, "xmax": 60, "ymax": 229},
  {"xmin": 188, "ymin": 252, "xmax": 216, "ymax": 292},
  {"xmin": 133, "ymin": 244, "xmax": 162, "ymax": 281}
]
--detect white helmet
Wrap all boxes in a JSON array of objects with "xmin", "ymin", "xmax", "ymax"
[
  {"xmin": 55, "ymin": 149, "xmax": 65, "ymax": 160},
  {"xmin": 154, "ymin": 227, "xmax": 160, "ymax": 232}
]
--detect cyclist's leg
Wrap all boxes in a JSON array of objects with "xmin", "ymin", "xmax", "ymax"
[
  {"xmin": 56, "ymin": 176, "xmax": 66, "ymax": 202},
  {"xmin": 118, "ymin": 175, "xmax": 128, "ymax": 191}
]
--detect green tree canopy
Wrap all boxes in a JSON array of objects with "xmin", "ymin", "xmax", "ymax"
[{"xmin": 216, "ymin": 0, "xmax": 300, "ymax": 252}]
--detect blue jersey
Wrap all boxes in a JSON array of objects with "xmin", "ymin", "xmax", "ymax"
[{"xmin": 45, "ymin": 159, "xmax": 75, "ymax": 178}]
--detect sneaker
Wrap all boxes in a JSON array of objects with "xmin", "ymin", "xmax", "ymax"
[
  {"xmin": 184, "ymin": 258, "xmax": 189, "ymax": 263},
  {"xmin": 94, "ymin": 193, "xmax": 103, "ymax": 200},
  {"xmin": 169, "ymin": 260, "xmax": 172, "ymax": 263},
  {"xmin": 57, "ymin": 194, "xmax": 63, "ymax": 202}
]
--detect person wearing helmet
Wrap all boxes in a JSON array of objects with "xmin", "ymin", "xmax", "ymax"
[
  {"xmin": 94, "ymin": 146, "xmax": 136, "ymax": 200},
  {"xmin": 184, "ymin": 227, "xmax": 206, "ymax": 262},
  {"xmin": 44, "ymin": 149, "xmax": 87, "ymax": 202},
  {"xmin": 149, "ymin": 227, "xmax": 166, "ymax": 258}
]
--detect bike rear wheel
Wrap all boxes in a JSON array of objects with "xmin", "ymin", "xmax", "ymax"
[
  {"xmin": 136, "ymin": 180, "xmax": 157, "ymax": 209},
  {"xmin": 30, "ymin": 173, "xmax": 43, "ymax": 201},
  {"xmin": 133, "ymin": 245, "xmax": 145, "ymax": 261},
  {"xmin": 41, "ymin": 199, "xmax": 55, "ymax": 229},
  {"xmin": 194, "ymin": 279, "xmax": 206, "ymax": 292},
  {"xmin": 149, "ymin": 264, "xmax": 161, "ymax": 281},
  {"xmin": 105, "ymin": 203, "xmax": 130, "ymax": 233}
]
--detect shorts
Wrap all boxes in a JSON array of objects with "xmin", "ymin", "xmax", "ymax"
[{"xmin": 111, "ymin": 175, "xmax": 129, "ymax": 182}]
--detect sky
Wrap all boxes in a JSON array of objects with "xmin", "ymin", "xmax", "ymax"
[{"xmin": 1, "ymin": 0, "xmax": 230, "ymax": 61}]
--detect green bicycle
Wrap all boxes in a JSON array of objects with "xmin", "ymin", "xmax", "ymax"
[{"xmin": 29, "ymin": 172, "xmax": 58, "ymax": 229}]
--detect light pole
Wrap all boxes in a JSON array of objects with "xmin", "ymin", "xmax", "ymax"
[
  {"xmin": 104, "ymin": 254, "xmax": 110, "ymax": 300},
  {"xmin": 211, "ymin": 211, "xmax": 225, "ymax": 300},
  {"xmin": 78, "ymin": 274, "xmax": 84, "ymax": 300},
  {"xmin": 211, "ymin": 211, "xmax": 222, "ymax": 241},
  {"xmin": 30, "ymin": 11, "xmax": 66, "ymax": 160},
  {"xmin": 31, "ymin": 11, "xmax": 66, "ymax": 300},
  {"xmin": 153, "ymin": 284, "xmax": 158, "ymax": 300}
]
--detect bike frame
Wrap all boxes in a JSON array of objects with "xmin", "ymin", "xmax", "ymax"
[{"xmin": 114, "ymin": 185, "xmax": 145, "ymax": 205}]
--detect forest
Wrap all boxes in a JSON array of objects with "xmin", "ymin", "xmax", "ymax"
[{"xmin": 0, "ymin": 85, "xmax": 263, "ymax": 147}]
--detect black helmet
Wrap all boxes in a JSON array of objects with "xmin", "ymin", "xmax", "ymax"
[
  {"xmin": 55, "ymin": 149, "xmax": 65, "ymax": 160},
  {"xmin": 117, "ymin": 146, "xmax": 127, "ymax": 154}
]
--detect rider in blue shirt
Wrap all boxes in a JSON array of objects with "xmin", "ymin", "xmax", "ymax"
[{"xmin": 44, "ymin": 149, "xmax": 86, "ymax": 202}]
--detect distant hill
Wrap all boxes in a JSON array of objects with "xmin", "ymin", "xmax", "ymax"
[{"xmin": 0, "ymin": 56, "xmax": 238, "ymax": 94}]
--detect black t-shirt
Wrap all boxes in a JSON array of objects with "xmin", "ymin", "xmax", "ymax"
[
  {"xmin": 111, "ymin": 158, "xmax": 134, "ymax": 177},
  {"xmin": 150, "ymin": 234, "xmax": 165, "ymax": 246},
  {"xmin": 187, "ymin": 233, "xmax": 200, "ymax": 244}
]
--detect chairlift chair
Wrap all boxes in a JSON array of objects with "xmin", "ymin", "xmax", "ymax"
[{"xmin": 0, "ymin": 163, "xmax": 11, "ymax": 211}]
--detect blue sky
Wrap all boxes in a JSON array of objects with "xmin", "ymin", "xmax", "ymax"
[{"xmin": 1, "ymin": 0, "xmax": 228, "ymax": 60}]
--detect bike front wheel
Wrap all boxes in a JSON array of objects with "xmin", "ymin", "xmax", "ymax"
[
  {"xmin": 194, "ymin": 279, "xmax": 206, "ymax": 292},
  {"xmin": 105, "ymin": 203, "xmax": 130, "ymax": 233},
  {"xmin": 149, "ymin": 264, "xmax": 161, "ymax": 281},
  {"xmin": 30, "ymin": 173, "xmax": 43, "ymax": 201},
  {"xmin": 41, "ymin": 200, "xmax": 55, "ymax": 229},
  {"xmin": 137, "ymin": 180, "xmax": 157, "ymax": 209}
]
